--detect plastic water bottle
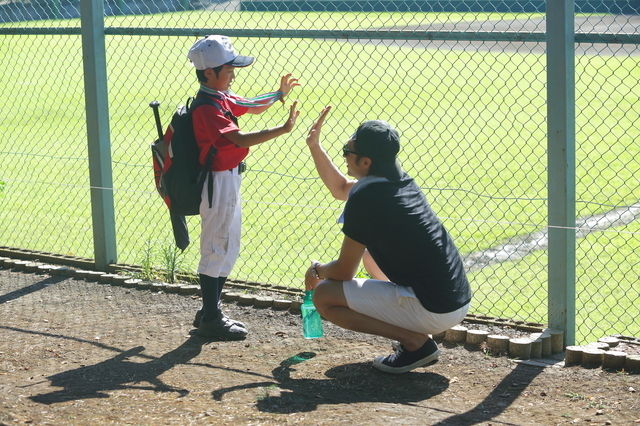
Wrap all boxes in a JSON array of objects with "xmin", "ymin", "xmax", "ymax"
[{"xmin": 301, "ymin": 290, "xmax": 324, "ymax": 339}]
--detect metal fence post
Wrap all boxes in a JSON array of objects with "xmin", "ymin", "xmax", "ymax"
[
  {"xmin": 546, "ymin": 0, "xmax": 576, "ymax": 345},
  {"xmin": 80, "ymin": 0, "xmax": 117, "ymax": 269}
]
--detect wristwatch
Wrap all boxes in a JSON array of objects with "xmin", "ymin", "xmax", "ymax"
[{"xmin": 311, "ymin": 262, "xmax": 322, "ymax": 280}]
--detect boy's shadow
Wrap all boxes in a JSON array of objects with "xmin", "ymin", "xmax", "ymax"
[
  {"xmin": 31, "ymin": 337, "xmax": 204, "ymax": 404},
  {"xmin": 214, "ymin": 352, "xmax": 449, "ymax": 413}
]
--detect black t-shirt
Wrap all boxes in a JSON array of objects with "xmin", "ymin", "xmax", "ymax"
[{"xmin": 342, "ymin": 175, "xmax": 472, "ymax": 314}]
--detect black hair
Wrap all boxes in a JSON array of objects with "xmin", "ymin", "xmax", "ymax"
[{"xmin": 195, "ymin": 65, "xmax": 224, "ymax": 83}]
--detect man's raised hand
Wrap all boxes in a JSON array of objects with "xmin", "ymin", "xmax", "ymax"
[{"xmin": 306, "ymin": 106, "xmax": 332, "ymax": 148}]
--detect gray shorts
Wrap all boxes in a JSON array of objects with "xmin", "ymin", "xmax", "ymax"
[{"xmin": 343, "ymin": 278, "xmax": 469, "ymax": 335}]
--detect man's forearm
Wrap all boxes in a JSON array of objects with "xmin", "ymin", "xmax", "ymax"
[
  {"xmin": 308, "ymin": 143, "xmax": 353, "ymax": 201},
  {"xmin": 315, "ymin": 260, "xmax": 357, "ymax": 282}
]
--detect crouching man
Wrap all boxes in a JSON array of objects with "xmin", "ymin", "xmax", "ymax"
[{"xmin": 303, "ymin": 106, "xmax": 472, "ymax": 373}]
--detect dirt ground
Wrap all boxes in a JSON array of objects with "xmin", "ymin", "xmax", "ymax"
[{"xmin": 1, "ymin": 268, "xmax": 639, "ymax": 426}]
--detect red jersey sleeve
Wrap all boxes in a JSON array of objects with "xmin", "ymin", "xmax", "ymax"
[{"xmin": 192, "ymin": 102, "xmax": 249, "ymax": 171}]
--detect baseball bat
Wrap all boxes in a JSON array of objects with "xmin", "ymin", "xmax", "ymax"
[{"xmin": 149, "ymin": 101, "xmax": 164, "ymax": 141}]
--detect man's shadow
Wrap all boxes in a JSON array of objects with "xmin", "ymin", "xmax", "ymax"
[
  {"xmin": 30, "ymin": 337, "xmax": 205, "ymax": 404},
  {"xmin": 213, "ymin": 352, "xmax": 450, "ymax": 413}
]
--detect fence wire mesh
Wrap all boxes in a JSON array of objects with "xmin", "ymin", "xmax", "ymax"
[{"xmin": 0, "ymin": 0, "xmax": 638, "ymax": 343}]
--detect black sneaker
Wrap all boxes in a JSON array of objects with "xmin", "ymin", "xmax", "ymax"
[
  {"xmin": 197, "ymin": 317, "xmax": 248, "ymax": 340},
  {"xmin": 373, "ymin": 339, "xmax": 440, "ymax": 373},
  {"xmin": 193, "ymin": 309, "xmax": 246, "ymax": 329}
]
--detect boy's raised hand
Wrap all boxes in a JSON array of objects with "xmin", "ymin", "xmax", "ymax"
[
  {"xmin": 306, "ymin": 106, "xmax": 332, "ymax": 148},
  {"xmin": 282, "ymin": 101, "xmax": 300, "ymax": 133},
  {"xmin": 279, "ymin": 73, "xmax": 301, "ymax": 99}
]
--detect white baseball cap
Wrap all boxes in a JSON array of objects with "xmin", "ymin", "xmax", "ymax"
[{"xmin": 187, "ymin": 35, "xmax": 254, "ymax": 70}]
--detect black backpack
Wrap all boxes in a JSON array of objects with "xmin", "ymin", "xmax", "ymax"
[{"xmin": 149, "ymin": 95, "xmax": 220, "ymax": 250}]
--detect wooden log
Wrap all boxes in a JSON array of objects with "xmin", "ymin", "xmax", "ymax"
[
  {"xmin": 237, "ymin": 295, "xmax": 256, "ymax": 306},
  {"xmin": 564, "ymin": 345, "xmax": 583, "ymax": 366},
  {"xmin": 587, "ymin": 342, "xmax": 610, "ymax": 351},
  {"xmin": 466, "ymin": 329, "xmax": 490, "ymax": 345},
  {"xmin": 122, "ymin": 278, "xmax": 141, "ymax": 288},
  {"xmin": 12, "ymin": 260, "xmax": 29, "ymax": 271},
  {"xmin": 37, "ymin": 264, "xmax": 54, "ymax": 274},
  {"xmin": 602, "ymin": 351, "xmax": 627, "ymax": 370},
  {"xmin": 581, "ymin": 347, "xmax": 605, "ymax": 367},
  {"xmin": 432, "ymin": 331, "xmax": 446, "ymax": 340},
  {"xmin": 509, "ymin": 338, "xmax": 532, "ymax": 360},
  {"xmin": 624, "ymin": 355, "xmax": 640, "ymax": 372},
  {"xmin": 597, "ymin": 336, "xmax": 620, "ymax": 348},
  {"xmin": 272, "ymin": 299, "xmax": 292, "ymax": 310},
  {"xmin": 487, "ymin": 335, "xmax": 510, "ymax": 353},
  {"xmin": 445, "ymin": 325, "xmax": 468, "ymax": 343},
  {"xmin": 74, "ymin": 269, "xmax": 90, "ymax": 280},
  {"xmin": 539, "ymin": 332, "xmax": 552, "ymax": 357},
  {"xmin": 254, "ymin": 297, "xmax": 274, "ymax": 308},
  {"xmin": 223, "ymin": 292, "xmax": 241, "ymax": 301},
  {"xmin": 86, "ymin": 271, "xmax": 103, "ymax": 282},
  {"xmin": 136, "ymin": 281, "xmax": 152, "ymax": 290},
  {"xmin": 163, "ymin": 284, "xmax": 181, "ymax": 293},
  {"xmin": 2, "ymin": 259, "xmax": 17, "ymax": 268},
  {"xmin": 530, "ymin": 338, "xmax": 542, "ymax": 359},
  {"xmin": 545, "ymin": 328, "xmax": 565, "ymax": 353},
  {"xmin": 179, "ymin": 285, "xmax": 198, "ymax": 295},
  {"xmin": 98, "ymin": 273, "xmax": 116, "ymax": 284},
  {"xmin": 24, "ymin": 262, "xmax": 41, "ymax": 273},
  {"xmin": 289, "ymin": 300, "xmax": 302, "ymax": 314},
  {"xmin": 149, "ymin": 282, "xmax": 165, "ymax": 292},
  {"xmin": 111, "ymin": 275, "xmax": 131, "ymax": 285}
]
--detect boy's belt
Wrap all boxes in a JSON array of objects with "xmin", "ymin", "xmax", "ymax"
[{"xmin": 229, "ymin": 161, "xmax": 246, "ymax": 175}]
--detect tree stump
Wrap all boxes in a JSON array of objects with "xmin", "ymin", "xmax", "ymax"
[
  {"xmin": 530, "ymin": 338, "xmax": 542, "ymax": 359},
  {"xmin": 2, "ymin": 259, "xmax": 17, "ymax": 269},
  {"xmin": 509, "ymin": 338, "xmax": 532, "ymax": 360},
  {"xmin": 237, "ymin": 295, "xmax": 256, "ymax": 306},
  {"xmin": 51, "ymin": 266, "xmax": 73, "ymax": 276},
  {"xmin": 37, "ymin": 264, "xmax": 54, "ymax": 274},
  {"xmin": 445, "ymin": 325, "xmax": 467, "ymax": 343},
  {"xmin": 179, "ymin": 285, "xmax": 199, "ymax": 295},
  {"xmin": 98, "ymin": 273, "xmax": 116, "ymax": 284},
  {"xmin": 123, "ymin": 278, "xmax": 141, "ymax": 288},
  {"xmin": 223, "ymin": 292, "xmax": 241, "ymax": 301},
  {"xmin": 272, "ymin": 299, "xmax": 292, "ymax": 310},
  {"xmin": 602, "ymin": 351, "xmax": 627, "ymax": 370},
  {"xmin": 111, "ymin": 275, "xmax": 131, "ymax": 285},
  {"xmin": 254, "ymin": 297, "xmax": 274, "ymax": 308},
  {"xmin": 163, "ymin": 284, "xmax": 181, "ymax": 293},
  {"xmin": 487, "ymin": 335, "xmax": 509, "ymax": 354},
  {"xmin": 624, "ymin": 355, "xmax": 640, "ymax": 372},
  {"xmin": 543, "ymin": 334, "xmax": 554, "ymax": 357},
  {"xmin": 432, "ymin": 331, "xmax": 446, "ymax": 340},
  {"xmin": 12, "ymin": 260, "xmax": 29, "ymax": 271},
  {"xmin": 74, "ymin": 270, "xmax": 90, "ymax": 280},
  {"xmin": 564, "ymin": 345, "xmax": 583, "ymax": 366},
  {"xmin": 597, "ymin": 336, "xmax": 620, "ymax": 348},
  {"xmin": 24, "ymin": 262, "xmax": 41, "ymax": 273},
  {"xmin": 86, "ymin": 271, "xmax": 103, "ymax": 282},
  {"xmin": 545, "ymin": 328, "xmax": 564, "ymax": 353},
  {"xmin": 581, "ymin": 347, "xmax": 605, "ymax": 367},
  {"xmin": 587, "ymin": 342, "xmax": 610, "ymax": 351},
  {"xmin": 466, "ymin": 329, "xmax": 489, "ymax": 346}
]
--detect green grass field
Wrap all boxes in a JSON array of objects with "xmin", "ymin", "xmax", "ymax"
[{"xmin": 1, "ymin": 11, "xmax": 638, "ymax": 342}]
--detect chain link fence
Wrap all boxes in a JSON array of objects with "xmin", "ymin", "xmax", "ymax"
[{"xmin": 0, "ymin": 0, "xmax": 638, "ymax": 344}]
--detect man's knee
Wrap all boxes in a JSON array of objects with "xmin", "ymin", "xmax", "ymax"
[{"xmin": 313, "ymin": 280, "xmax": 347, "ymax": 316}]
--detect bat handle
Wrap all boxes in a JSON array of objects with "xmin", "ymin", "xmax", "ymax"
[{"xmin": 149, "ymin": 101, "xmax": 164, "ymax": 141}]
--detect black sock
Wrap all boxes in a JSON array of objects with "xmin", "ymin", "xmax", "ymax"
[
  {"xmin": 217, "ymin": 276, "xmax": 227, "ymax": 299},
  {"xmin": 199, "ymin": 274, "xmax": 219, "ymax": 323}
]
